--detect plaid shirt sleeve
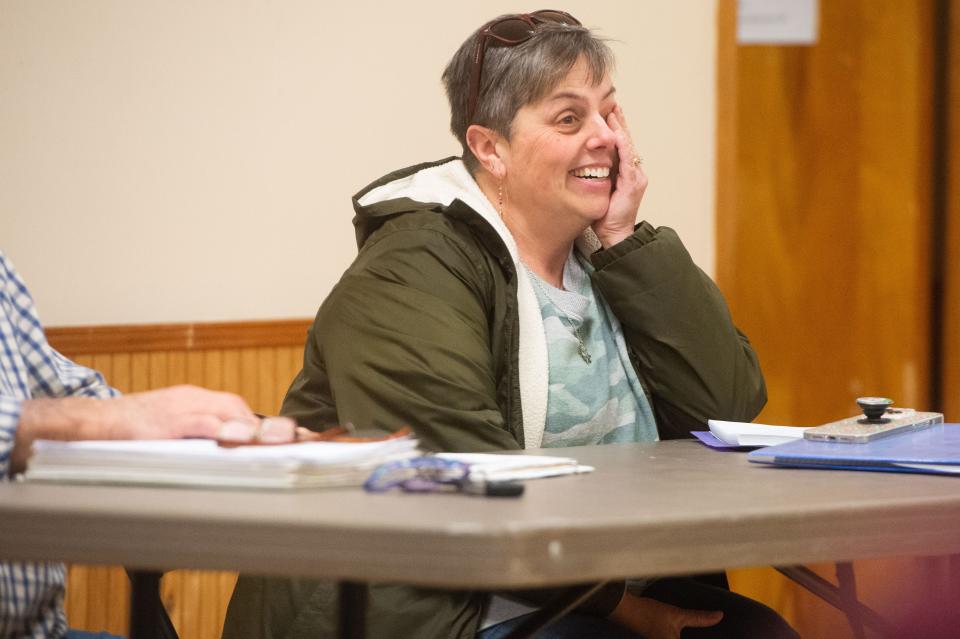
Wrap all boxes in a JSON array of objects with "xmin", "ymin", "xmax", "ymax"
[
  {"xmin": 0, "ymin": 251, "xmax": 118, "ymax": 477},
  {"xmin": 0, "ymin": 251, "xmax": 120, "ymax": 636},
  {"xmin": 0, "ymin": 397, "xmax": 23, "ymax": 479}
]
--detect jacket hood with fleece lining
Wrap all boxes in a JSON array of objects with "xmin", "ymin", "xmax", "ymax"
[{"xmin": 353, "ymin": 157, "xmax": 592, "ymax": 449}]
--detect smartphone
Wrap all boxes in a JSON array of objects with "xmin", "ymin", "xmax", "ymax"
[{"xmin": 803, "ymin": 408, "xmax": 943, "ymax": 444}]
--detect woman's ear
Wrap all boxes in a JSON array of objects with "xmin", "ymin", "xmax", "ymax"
[{"xmin": 466, "ymin": 124, "xmax": 507, "ymax": 179}]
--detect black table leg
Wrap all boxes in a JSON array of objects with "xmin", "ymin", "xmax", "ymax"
[
  {"xmin": 777, "ymin": 565, "xmax": 894, "ymax": 637},
  {"xmin": 338, "ymin": 581, "xmax": 368, "ymax": 639},
  {"xmin": 128, "ymin": 570, "xmax": 163, "ymax": 639},
  {"xmin": 125, "ymin": 569, "xmax": 180, "ymax": 639},
  {"xmin": 835, "ymin": 561, "xmax": 866, "ymax": 639}
]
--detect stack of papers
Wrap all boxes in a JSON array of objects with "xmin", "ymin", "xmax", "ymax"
[
  {"xmin": 436, "ymin": 452, "xmax": 593, "ymax": 481},
  {"xmin": 24, "ymin": 436, "xmax": 419, "ymax": 489},
  {"xmin": 695, "ymin": 420, "xmax": 809, "ymax": 449}
]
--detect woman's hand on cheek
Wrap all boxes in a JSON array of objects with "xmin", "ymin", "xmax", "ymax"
[{"xmin": 592, "ymin": 105, "xmax": 647, "ymax": 249}]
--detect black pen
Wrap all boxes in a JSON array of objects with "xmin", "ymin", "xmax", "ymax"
[{"xmin": 460, "ymin": 477, "xmax": 525, "ymax": 497}]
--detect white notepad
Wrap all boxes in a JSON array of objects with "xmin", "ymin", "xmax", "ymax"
[
  {"xmin": 24, "ymin": 436, "xmax": 420, "ymax": 489},
  {"xmin": 435, "ymin": 452, "xmax": 593, "ymax": 481}
]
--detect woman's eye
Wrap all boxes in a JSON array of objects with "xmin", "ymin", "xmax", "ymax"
[{"xmin": 559, "ymin": 114, "xmax": 578, "ymax": 126}]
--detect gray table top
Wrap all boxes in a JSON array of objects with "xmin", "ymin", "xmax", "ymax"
[{"xmin": 2, "ymin": 440, "xmax": 959, "ymax": 588}]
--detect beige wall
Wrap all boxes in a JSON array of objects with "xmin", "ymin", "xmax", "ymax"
[{"xmin": 1, "ymin": 1, "xmax": 717, "ymax": 326}]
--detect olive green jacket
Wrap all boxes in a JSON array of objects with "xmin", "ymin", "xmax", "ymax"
[{"xmin": 222, "ymin": 158, "xmax": 766, "ymax": 639}]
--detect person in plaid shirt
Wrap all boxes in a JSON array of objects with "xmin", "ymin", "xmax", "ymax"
[{"xmin": 0, "ymin": 250, "xmax": 255, "ymax": 638}]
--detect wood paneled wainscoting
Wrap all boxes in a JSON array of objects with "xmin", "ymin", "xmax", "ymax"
[{"xmin": 46, "ymin": 319, "xmax": 313, "ymax": 639}]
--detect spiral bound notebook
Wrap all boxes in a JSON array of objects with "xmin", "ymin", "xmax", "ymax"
[{"xmin": 747, "ymin": 423, "xmax": 960, "ymax": 475}]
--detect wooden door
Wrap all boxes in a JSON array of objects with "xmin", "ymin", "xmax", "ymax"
[
  {"xmin": 716, "ymin": 1, "xmax": 959, "ymax": 636},
  {"xmin": 946, "ymin": 2, "xmax": 960, "ymax": 425}
]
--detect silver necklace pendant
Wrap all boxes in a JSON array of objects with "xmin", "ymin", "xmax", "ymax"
[
  {"xmin": 574, "ymin": 327, "xmax": 592, "ymax": 364},
  {"xmin": 523, "ymin": 262, "xmax": 592, "ymax": 364}
]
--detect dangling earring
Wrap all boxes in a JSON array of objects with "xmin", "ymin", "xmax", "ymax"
[{"xmin": 497, "ymin": 182, "xmax": 504, "ymax": 220}]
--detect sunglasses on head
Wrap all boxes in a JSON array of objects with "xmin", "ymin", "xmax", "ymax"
[{"xmin": 466, "ymin": 9, "xmax": 582, "ymax": 125}]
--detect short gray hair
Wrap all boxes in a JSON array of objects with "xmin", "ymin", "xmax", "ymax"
[{"xmin": 442, "ymin": 18, "xmax": 614, "ymax": 174}]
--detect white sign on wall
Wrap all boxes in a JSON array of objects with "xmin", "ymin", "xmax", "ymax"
[{"xmin": 737, "ymin": 0, "xmax": 819, "ymax": 45}]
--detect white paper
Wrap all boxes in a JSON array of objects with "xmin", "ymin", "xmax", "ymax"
[
  {"xmin": 893, "ymin": 463, "xmax": 960, "ymax": 475},
  {"xmin": 738, "ymin": 0, "xmax": 819, "ymax": 45},
  {"xmin": 708, "ymin": 420, "xmax": 808, "ymax": 447},
  {"xmin": 25, "ymin": 437, "xmax": 420, "ymax": 489},
  {"xmin": 25, "ymin": 441, "xmax": 594, "ymax": 489},
  {"xmin": 435, "ymin": 452, "xmax": 592, "ymax": 481},
  {"xmin": 31, "ymin": 437, "xmax": 417, "ymax": 465}
]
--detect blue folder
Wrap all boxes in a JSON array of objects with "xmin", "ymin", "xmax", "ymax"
[{"xmin": 748, "ymin": 423, "xmax": 960, "ymax": 475}]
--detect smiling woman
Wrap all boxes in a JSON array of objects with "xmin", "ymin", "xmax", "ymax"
[
  {"xmin": 221, "ymin": 9, "xmax": 788, "ymax": 639},
  {"xmin": 468, "ymin": 59, "xmax": 634, "ymax": 267}
]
